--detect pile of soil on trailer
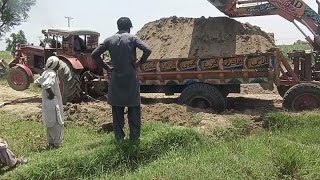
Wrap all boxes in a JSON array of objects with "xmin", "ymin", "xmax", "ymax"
[{"xmin": 136, "ymin": 16, "xmax": 275, "ymax": 59}]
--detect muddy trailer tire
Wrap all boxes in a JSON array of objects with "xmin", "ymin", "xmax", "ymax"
[
  {"xmin": 58, "ymin": 60, "xmax": 82, "ymax": 104},
  {"xmin": 6, "ymin": 66, "xmax": 31, "ymax": 91},
  {"xmin": 283, "ymin": 83, "xmax": 320, "ymax": 111},
  {"xmin": 178, "ymin": 83, "xmax": 226, "ymax": 113}
]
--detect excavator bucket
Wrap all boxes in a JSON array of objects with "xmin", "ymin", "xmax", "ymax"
[
  {"xmin": 206, "ymin": 0, "xmax": 279, "ymax": 17},
  {"xmin": 207, "ymin": 0, "xmax": 231, "ymax": 14},
  {"xmin": 207, "ymin": 0, "xmax": 228, "ymax": 8}
]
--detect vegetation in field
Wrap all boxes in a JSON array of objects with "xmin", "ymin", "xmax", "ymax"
[
  {"xmin": 0, "ymin": 0, "xmax": 36, "ymax": 37},
  {"xmin": 5, "ymin": 30, "xmax": 28, "ymax": 55},
  {"xmin": 278, "ymin": 43, "xmax": 311, "ymax": 58},
  {"xmin": 1, "ymin": 110, "xmax": 320, "ymax": 179}
]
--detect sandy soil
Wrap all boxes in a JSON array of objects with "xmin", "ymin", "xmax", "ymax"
[{"xmin": 137, "ymin": 16, "xmax": 275, "ymax": 59}]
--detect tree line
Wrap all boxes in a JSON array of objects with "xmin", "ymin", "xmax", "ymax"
[{"xmin": 0, "ymin": 0, "xmax": 35, "ymax": 54}]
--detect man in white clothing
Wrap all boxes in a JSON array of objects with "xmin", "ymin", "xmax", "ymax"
[{"xmin": 35, "ymin": 56, "xmax": 64, "ymax": 148}]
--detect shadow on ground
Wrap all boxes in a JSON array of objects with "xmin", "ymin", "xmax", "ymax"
[
  {"xmin": 141, "ymin": 95, "xmax": 282, "ymax": 116},
  {"xmin": 141, "ymin": 97, "xmax": 178, "ymax": 104}
]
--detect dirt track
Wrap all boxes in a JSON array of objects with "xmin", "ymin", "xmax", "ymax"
[{"xmin": 0, "ymin": 81, "xmax": 283, "ymax": 133}]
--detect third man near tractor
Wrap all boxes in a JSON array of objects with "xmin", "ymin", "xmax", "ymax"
[
  {"xmin": 35, "ymin": 56, "xmax": 64, "ymax": 148},
  {"xmin": 92, "ymin": 17, "xmax": 152, "ymax": 142}
]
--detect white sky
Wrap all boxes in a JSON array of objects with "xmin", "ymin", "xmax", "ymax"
[{"xmin": 0, "ymin": 0, "xmax": 318, "ymax": 50}]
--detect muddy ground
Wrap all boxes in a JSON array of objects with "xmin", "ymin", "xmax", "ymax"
[
  {"xmin": 0, "ymin": 80, "xmax": 282, "ymax": 133},
  {"xmin": 137, "ymin": 16, "xmax": 275, "ymax": 59}
]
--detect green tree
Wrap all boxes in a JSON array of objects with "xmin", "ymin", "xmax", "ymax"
[
  {"xmin": 5, "ymin": 30, "xmax": 27, "ymax": 54},
  {"xmin": 293, "ymin": 40, "xmax": 308, "ymax": 45},
  {"xmin": 0, "ymin": 0, "xmax": 36, "ymax": 37}
]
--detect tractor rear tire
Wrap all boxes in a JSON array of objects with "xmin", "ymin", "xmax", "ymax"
[
  {"xmin": 283, "ymin": 83, "xmax": 320, "ymax": 111},
  {"xmin": 58, "ymin": 60, "xmax": 82, "ymax": 104},
  {"xmin": 7, "ymin": 66, "xmax": 30, "ymax": 91},
  {"xmin": 178, "ymin": 83, "xmax": 226, "ymax": 113}
]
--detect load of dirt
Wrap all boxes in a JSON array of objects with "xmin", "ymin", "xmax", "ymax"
[{"xmin": 137, "ymin": 16, "xmax": 275, "ymax": 59}]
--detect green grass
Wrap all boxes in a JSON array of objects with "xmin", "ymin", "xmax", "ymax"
[
  {"xmin": 0, "ymin": 114, "xmax": 202, "ymax": 180},
  {"xmin": 1, "ymin": 110, "xmax": 320, "ymax": 179},
  {"xmin": 278, "ymin": 44, "xmax": 311, "ymax": 58}
]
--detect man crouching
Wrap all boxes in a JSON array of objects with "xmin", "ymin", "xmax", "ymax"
[
  {"xmin": 0, "ymin": 138, "xmax": 27, "ymax": 168},
  {"xmin": 35, "ymin": 56, "xmax": 64, "ymax": 149}
]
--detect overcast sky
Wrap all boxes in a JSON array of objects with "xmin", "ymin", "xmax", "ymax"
[{"xmin": 0, "ymin": 0, "xmax": 318, "ymax": 50}]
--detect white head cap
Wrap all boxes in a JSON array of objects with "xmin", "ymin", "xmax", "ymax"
[{"xmin": 45, "ymin": 56, "xmax": 60, "ymax": 70}]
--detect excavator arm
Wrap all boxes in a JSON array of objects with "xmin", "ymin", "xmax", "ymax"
[{"xmin": 207, "ymin": 0, "xmax": 320, "ymax": 48}]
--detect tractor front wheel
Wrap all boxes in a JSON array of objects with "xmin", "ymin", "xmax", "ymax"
[
  {"xmin": 7, "ymin": 66, "xmax": 31, "ymax": 91},
  {"xmin": 283, "ymin": 83, "xmax": 320, "ymax": 111}
]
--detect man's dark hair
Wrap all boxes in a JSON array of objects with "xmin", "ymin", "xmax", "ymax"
[{"xmin": 117, "ymin": 17, "xmax": 133, "ymax": 31}]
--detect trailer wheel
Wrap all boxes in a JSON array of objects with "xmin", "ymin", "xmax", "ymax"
[
  {"xmin": 178, "ymin": 83, "xmax": 226, "ymax": 113},
  {"xmin": 219, "ymin": 86, "xmax": 229, "ymax": 98},
  {"xmin": 7, "ymin": 66, "xmax": 30, "ymax": 91},
  {"xmin": 58, "ymin": 60, "xmax": 82, "ymax": 104},
  {"xmin": 283, "ymin": 83, "xmax": 320, "ymax": 111}
]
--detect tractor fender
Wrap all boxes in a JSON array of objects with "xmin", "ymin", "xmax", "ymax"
[
  {"xmin": 56, "ymin": 55, "xmax": 84, "ymax": 70},
  {"xmin": 15, "ymin": 64, "xmax": 34, "ymax": 82}
]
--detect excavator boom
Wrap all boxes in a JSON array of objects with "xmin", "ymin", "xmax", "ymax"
[
  {"xmin": 207, "ymin": 0, "xmax": 320, "ymax": 48},
  {"xmin": 206, "ymin": 0, "xmax": 320, "ymax": 111}
]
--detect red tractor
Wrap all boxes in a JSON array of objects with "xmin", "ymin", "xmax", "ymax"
[{"xmin": 6, "ymin": 28, "xmax": 107, "ymax": 103}]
